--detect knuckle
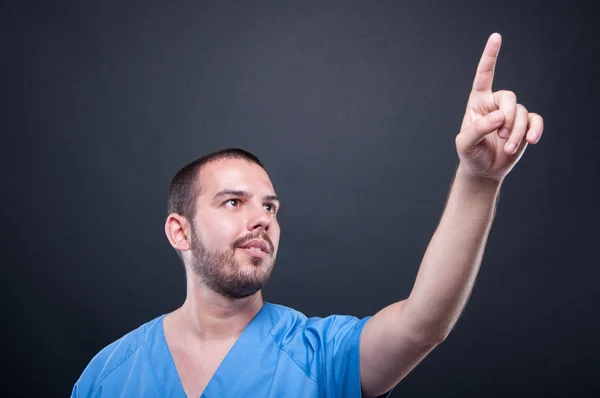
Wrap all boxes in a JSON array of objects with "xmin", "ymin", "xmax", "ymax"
[
  {"xmin": 517, "ymin": 103, "xmax": 528, "ymax": 114},
  {"xmin": 533, "ymin": 114, "xmax": 544, "ymax": 131},
  {"xmin": 496, "ymin": 90, "xmax": 517, "ymax": 102},
  {"xmin": 506, "ymin": 90, "xmax": 517, "ymax": 102},
  {"xmin": 455, "ymin": 133, "xmax": 467, "ymax": 150},
  {"xmin": 530, "ymin": 112, "xmax": 542, "ymax": 123}
]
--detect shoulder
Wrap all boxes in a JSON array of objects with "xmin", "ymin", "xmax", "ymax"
[
  {"xmin": 264, "ymin": 302, "xmax": 370, "ymax": 395},
  {"xmin": 265, "ymin": 302, "xmax": 368, "ymax": 344},
  {"xmin": 263, "ymin": 302, "xmax": 308, "ymax": 332},
  {"xmin": 71, "ymin": 315, "xmax": 164, "ymax": 397}
]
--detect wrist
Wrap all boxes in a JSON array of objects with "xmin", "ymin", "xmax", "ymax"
[{"xmin": 455, "ymin": 164, "xmax": 503, "ymax": 193}]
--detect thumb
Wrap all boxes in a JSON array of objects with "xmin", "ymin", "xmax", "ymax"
[{"xmin": 458, "ymin": 110, "xmax": 505, "ymax": 149}]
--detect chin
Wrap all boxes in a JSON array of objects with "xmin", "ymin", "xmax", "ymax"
[
  {"xmin": 235, "ymin": 251, "xmax": 265, "ymax": 266},
  {"xmin": 245, "ymin": 258, "xmax": 272, "ymax": 270},
  {"xmin": 243, "ymin": 258, "xmax": 275, "ymax": 277}
]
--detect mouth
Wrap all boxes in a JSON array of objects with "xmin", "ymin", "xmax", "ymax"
[
  {"xmin": 237, "ymin": 239, "xmax": 270, "ymax": 259},
  {"xmin": 238, "ymin": 246, "xmax": 269, "ymax": 259}
]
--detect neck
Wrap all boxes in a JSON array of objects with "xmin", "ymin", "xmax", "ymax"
[{"xmin": 171, "ymin": 273, "xmax": 264, "ymax": 342}]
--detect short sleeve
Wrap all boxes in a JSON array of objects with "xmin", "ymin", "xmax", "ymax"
[{"xmin": 304, "ymin": 315, "xmax": 371, "ymax": 398}]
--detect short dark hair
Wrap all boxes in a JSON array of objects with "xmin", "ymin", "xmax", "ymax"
[{"xmin": 167, "ymin": 148, "xmax": 265, "ymax": 222}]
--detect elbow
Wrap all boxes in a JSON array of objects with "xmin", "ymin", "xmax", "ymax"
[
  {"xmin": 423, "ymin": 332, "xmax": 448, "ymax": 346},
  {"xmin": 433, "ymin": 330, "xmax": 451, "ymax": 344},
  {"xmin": 402, "ymin": 299, "xmax": 456, "ymax": 344},
  {"xmin": 418, "ymin": 324, "xmax": 452, "ymax": 345}
]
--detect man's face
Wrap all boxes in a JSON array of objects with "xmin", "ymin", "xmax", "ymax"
[{"xmin": 188, "ymin": 158, "xmax": 280, "ymax": 299}]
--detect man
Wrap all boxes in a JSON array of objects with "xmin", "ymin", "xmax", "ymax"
[{"xmin": 72, "ymin": 33, "xmax": 544, "ymax": 397}]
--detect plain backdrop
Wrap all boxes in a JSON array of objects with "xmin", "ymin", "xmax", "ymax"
[{"xmin": 2, "ymin": 1, "xmax": 599, "ymax": 397}]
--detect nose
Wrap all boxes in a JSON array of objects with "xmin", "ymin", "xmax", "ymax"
[{"xmin": 247, "ymin": 203, "xmax": 272, "ymax": 232}]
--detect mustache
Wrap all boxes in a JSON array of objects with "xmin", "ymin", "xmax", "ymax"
[{"xmin": 232, "ymin": 231, "xmax": 275, "ymax": 253}]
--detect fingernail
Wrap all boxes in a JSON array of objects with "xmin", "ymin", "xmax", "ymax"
[
  {"xmin": 498, "ymin": 128, "xmax": 510, "ymax": 139},
  {"xmin": 506, "ymin": 142, "xmax": 516, "ymax": 153}
]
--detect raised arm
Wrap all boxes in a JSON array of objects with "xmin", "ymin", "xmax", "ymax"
[{"xmin": 358, "ymin": 33, "xmax": 544, "ymax": 397}]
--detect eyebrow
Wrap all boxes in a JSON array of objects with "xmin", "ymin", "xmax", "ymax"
[{"xmin": 213, "ymin": 189, "xmax": 280, "ymax": 204}]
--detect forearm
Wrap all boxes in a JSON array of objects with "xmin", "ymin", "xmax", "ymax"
[{"xmin": 404, "ymin": 165, "xmax": 502, "ymax": 342}]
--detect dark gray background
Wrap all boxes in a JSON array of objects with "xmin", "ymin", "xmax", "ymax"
[{"xmin": 3, "ymin": 1, "xmax": 599, "ymax": 397}]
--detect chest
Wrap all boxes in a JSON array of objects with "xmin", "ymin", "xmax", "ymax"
[{"xmin": 169, "ymin": 341, "xmax": 235, "ymax": 398}]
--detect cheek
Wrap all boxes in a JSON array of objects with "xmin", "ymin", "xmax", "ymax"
[
  {"xmin": 195, "ymin": 213, "xmax": 240, "ymax": 249},
  {"xmin": 269, "ymin": 222, "xmax": 281, "ymax": 249}
]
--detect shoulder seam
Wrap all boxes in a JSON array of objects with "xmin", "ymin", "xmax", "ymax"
[
  {"xmin": 269, "ymin": 329, "xmax": 321, "ymax": 389},
  {"xmin": 325, "ymin": 316, "xmax": 363, "ymax": 345},
  {"xmin": 265, "ymin": 303, "xmax": 306, "ymax": 317},
  {"xmin": 90, "ymin": 340, "xmax": 144, "ymax": 395}
]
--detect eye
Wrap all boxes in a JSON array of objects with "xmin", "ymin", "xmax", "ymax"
[
  {"xmin": 264, "ymin": 203, "xmax": 278, "ymax": 213},
  {"xmin": 225, "ymin": 199, "xmax": 241, "ymax": 208}
]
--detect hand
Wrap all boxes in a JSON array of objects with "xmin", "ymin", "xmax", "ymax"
[{"xmin": 455, "ymin": 33, "xmax": 544, "ymax": 182}]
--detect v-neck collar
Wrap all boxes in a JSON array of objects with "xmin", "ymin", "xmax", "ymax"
[{"xmin": 150, "ymin": 303, "xmax": 276, "ymax": 398}]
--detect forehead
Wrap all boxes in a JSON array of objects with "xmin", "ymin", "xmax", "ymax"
[{"xmin": 197, "ymin": 158, "xmax": 275, "ymax": 196}]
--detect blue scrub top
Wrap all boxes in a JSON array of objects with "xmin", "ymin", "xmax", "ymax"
[{"xmin": 72, "ymin": 302, "xmax": 381, "ymax": 397}]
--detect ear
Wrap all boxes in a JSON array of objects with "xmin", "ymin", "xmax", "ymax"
[{"xmin": 165, "ymin": 213, "xmax": 192, "ymax": 252}]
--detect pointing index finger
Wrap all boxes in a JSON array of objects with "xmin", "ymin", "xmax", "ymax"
[{"xmin": 472, "ymin": 33, "xmax": 502, "ymax": 93}]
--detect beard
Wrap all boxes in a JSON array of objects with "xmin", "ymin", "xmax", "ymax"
[{"xmin": 189, "ymin": 228, "xmax": 276, "ymax": 299}]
